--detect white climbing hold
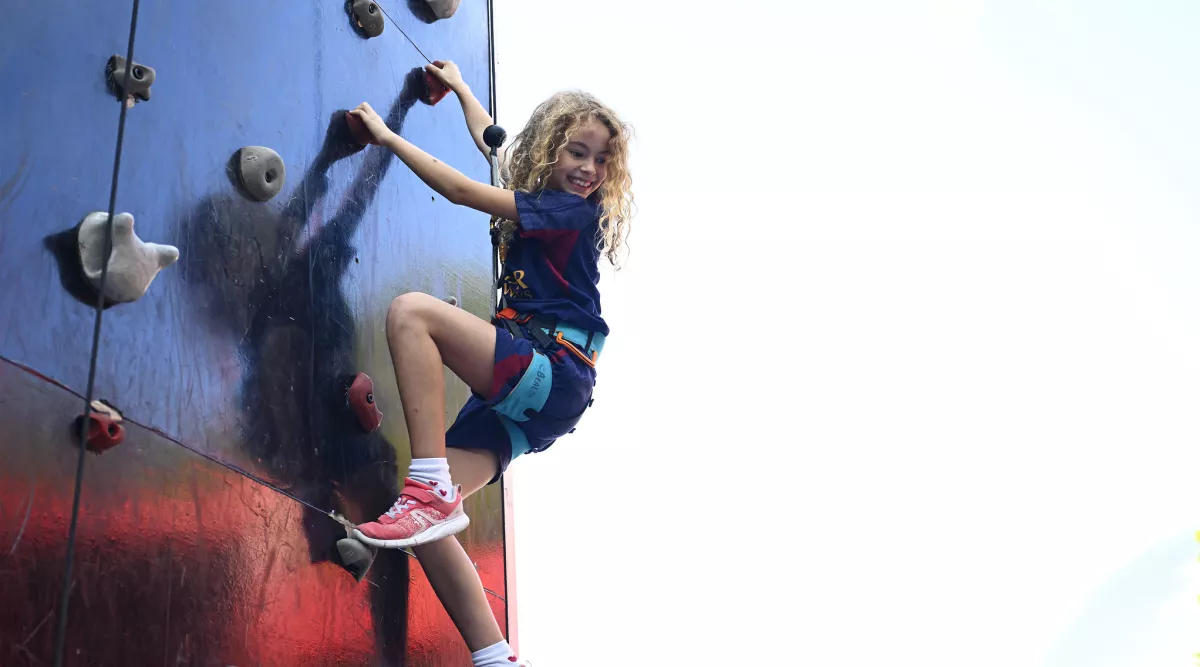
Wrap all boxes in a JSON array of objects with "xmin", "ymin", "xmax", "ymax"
[
  {"xmin": 425, "ymin": 0, "xmax": 459, "ymax": 19},
  {"xmin": 77, "ymin": 212, "xmax": 179, "ymax": 303}
]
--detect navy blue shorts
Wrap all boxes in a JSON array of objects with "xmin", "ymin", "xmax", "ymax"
[{"xmin": 445, "ymin": 320, "xmax": 597, "ymax": 484}]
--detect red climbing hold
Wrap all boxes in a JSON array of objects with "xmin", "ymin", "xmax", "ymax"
[
  {"xmin": 76, "ymin": 403, "xmax": 125, "ymax": 454},
  {"xmin": 421, "ymin": 61, "xmax": 451, "ymax": 106},
  {"xmin": 344, "ymin": 111, "xmax": 379, "ymax": 146},
  {"xmin": 349, "ymin": 372, "xmax": 383, "ymax": 432}
]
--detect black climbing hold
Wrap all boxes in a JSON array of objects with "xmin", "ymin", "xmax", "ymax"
[
  {"xmin": 483, "ymin": 125, "xmax": 507, "ymax": 151},
  {"xmin": 106, "ymin": 55, "xmax": 155, "ymax": 102},
  {"xmin": 484, "ymin": 125, "xmax": 506, "ymax": 188},
  {"xmin": 336, "ymin": 538, "xmax": 375, "ymax": 582},
  {"xmin": 234, "ymin": 146, "xmax": 286, "ymax": 202},
  {"xmin": 442, "ymin": 296, "xmax": 459, "ymax": 307},
  {"xmin": 348, "ymin": 0, "xmax": 385, "ymax": 38}
]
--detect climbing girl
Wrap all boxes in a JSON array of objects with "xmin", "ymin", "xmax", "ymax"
[{"xmin": 348, "ymin": 61, "xmax": 633, "ymax": 666}]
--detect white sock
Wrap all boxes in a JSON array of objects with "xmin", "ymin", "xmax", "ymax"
[
  {"xmin": 472, "ymin": 640, "xmax": 517, "ymax": 667},
  {"xmin": 407, "ymin": 457, "xmax": 456, "ymax": 501}
]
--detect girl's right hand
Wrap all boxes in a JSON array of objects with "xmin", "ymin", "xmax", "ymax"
[
  {"xmin": 426, "ymin": 60, "xmax": 465, "ymax": 92},
  {"xmin": 349, "ymin": 102, "xmax": 392, "ymax": 144}
]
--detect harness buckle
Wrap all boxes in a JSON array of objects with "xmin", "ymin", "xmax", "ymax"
[{"xmin": 494, "ymin": 308, "xmax": 599, "ymax": 367}]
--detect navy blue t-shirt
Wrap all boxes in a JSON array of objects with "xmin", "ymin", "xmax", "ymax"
[{"xmin": 502, "ymin": 189, "xmax": 608, "ymax": 336}]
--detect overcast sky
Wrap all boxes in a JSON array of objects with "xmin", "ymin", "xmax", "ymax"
[{"xmin": 495, "ymin": 1, "xmax": 1200, "ymax": 664}]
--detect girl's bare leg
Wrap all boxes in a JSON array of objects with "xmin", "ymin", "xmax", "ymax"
[
  {"xmin": 413, "ymin": 447, "xmax": 506, "ymax": 651},
  {"xmin": 384, "ymin": 292, "xmax": 497, "ymax": 460},
  {"xmin": 383, "ymin": 293, "xmax": 508, "ymax": 651}
]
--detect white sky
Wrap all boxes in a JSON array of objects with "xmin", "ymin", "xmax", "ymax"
[{"xmin": 495, "ymin": 1, "xmax": 1200, "ymax": 665}]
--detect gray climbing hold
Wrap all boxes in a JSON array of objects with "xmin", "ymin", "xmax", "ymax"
[
  {"xmin": 106, "ymin": 55, "xmax": 155, "ymax": 102},
  {"xmin": 425, "ymin": 0, "xmax": 460, "ymax": 19},
  {"xmin": 348, "ymin": 0, "xmax": 384, "ymax": 38},
  {"xmin": 336, "ymin": 538, "xmax": 375, "ymax": 582},
  {"xmin": 443, "ymin": 296, "xmax": 459, "ymax": 307},
  {"xmin": 77, "ymin": 212, "xmax": 179, "ymax": 303},
  {"xmin": 235, "ymin": 146, "xmax": 286, "ymax": 202}
]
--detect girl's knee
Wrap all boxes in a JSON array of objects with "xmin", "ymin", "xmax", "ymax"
[{"xmin": 386, "ymin": 292, "xmax": 433, "ymax": 339}]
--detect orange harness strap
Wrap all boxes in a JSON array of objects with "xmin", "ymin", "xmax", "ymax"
[{"xmin": 494, "ymin": 308, "xmax": 598, "ymax": 368}]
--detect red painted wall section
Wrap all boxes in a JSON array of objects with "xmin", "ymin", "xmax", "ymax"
[{"xmin": 0, "ymin": 359, "xmax": 508, "ymax": 665}]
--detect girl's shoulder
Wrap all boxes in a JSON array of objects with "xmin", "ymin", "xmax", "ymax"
[{"xmin": 515, "ymin": 189, "xmax": 600, "ymax": 232}]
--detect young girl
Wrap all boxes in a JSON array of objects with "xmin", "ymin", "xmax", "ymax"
[{"xmin": 348, "ymin": 61, "xmax": 633, "ymax": 666}]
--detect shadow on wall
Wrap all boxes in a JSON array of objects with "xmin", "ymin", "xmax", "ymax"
[
  {"xmin": 175, "ymin": 67, "xmax": 430, "ymax": 663},
  {"xmin": 406, "ymin": 0, "xmax": 439, "ymax": 24},
  {"xmin": 34, "ymin": 51, "xmax": 441, "ymax": 662}
]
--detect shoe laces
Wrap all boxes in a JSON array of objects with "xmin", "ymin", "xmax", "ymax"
[
  {"xmin": 384, "ymin": 480, "xmax": 447, "ymax": 518},
  {"xmin": 385, "ymin": 490, "xmax": 421, "ymax": 518}
]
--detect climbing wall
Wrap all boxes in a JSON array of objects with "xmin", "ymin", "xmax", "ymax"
[{"xmin": 0, "ymin": 1, "xmax": 509, "ymax": 665}]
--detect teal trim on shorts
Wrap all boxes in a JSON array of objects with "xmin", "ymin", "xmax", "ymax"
[
  {"xmin": 498, "ymin": 414, "xmax": 532, "ymax": 459},
  {"xmin": 492, "ymin": 349, "xmax": 552, "ymax": 423}
]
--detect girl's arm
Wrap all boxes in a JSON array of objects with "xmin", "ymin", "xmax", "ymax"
[
  {"xmin": 350, "ymin": 102, "xmax": 518, "ymax": 221},
  {"xmin": 426, "ymin": 61, "xmax": 504, "ymax": 162}
]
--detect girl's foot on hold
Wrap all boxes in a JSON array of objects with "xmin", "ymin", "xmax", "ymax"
[{"xmin": 354, "ymin": 478, "xmax": 469, "ymax": 548}]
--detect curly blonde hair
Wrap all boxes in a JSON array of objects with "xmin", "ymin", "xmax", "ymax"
[{"xmin": 494, "ymin": 91, "xmax": 634, "ymax": 267}]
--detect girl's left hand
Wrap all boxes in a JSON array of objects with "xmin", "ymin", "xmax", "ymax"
[{"xmin": 349, "ymin": 102, "xmax": 392, "ymax": 143}]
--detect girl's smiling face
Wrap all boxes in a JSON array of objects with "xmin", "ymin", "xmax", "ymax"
[{"xmin": 547, "ymin": 119, "xmax": 611, "ymax": 199}]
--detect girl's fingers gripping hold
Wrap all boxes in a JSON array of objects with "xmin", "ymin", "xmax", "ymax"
[
  {"xmin": 425, "ymin": 60, "xmax": 464, "ymax": 90},
  {"xmin": 350, "ymin": 102, "xmax": 391, "ymax": 143}
]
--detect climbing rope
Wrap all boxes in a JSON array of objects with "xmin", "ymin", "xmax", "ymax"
[
  {"xmin": 52, "ymin": 3, "xmax": 141, "ymax": 663},
  {"xmin": 376, "ymin": 0, "xmax": 508, "ymax": 317},
  {"xmin": 377, "ymin": 1, "xmax": 434, "ymax": 64}
]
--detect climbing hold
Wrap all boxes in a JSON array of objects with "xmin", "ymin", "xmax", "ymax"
[
  {"xmin": 234, "ymin": 146, "xmax": 286, "ymax": 202},
  {"xmin": 106, "ymin": 55, "xmax": 155, "ymax": 103},
  {"xmin": 343, "ymin": 111, "xmax": 378, "ymax": 146},
  {"xmin": 336, "ymin": 538, "xmax": 375, "ymax": 582},
  {"xmin": 77, "ymin": 212, "xmax": 179, "ymax": 304},
  {"xmin": 319, "ymin": 110, "xmax": 369, "ymax": 163},
  {"xmin": 425, "ymin": 0, "xmax": 460, "ymax": 20},
  {"xmin": 75, "ymin": 400, "xmax": 125, "ymax": 454},
  {"xmin": 442, "ymin": 296, "xmax": 459, "ymax": 307},
  {"xmin": 348, "ymin": 372, "xmax": 383, "ymax": 432},
  {"xmin": 421, "ymin": 73, "xmax": 450, "ymax": 106},
  {"xmin": 420, "ymin": 61, "xmax": 451, "ymax": 106},
  {"xmin": 348, "ymin": 0, "xmax": 385, "ymax": 38}
]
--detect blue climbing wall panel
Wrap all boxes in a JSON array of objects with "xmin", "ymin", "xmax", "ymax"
[{"xmin": 0, "ymin": 1, "xmax": 508, "ymax": 665}]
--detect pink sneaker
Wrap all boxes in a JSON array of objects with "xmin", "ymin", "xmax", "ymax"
[{"xmin": 354, "ymin": 478, "xmax": 469, "ymax": 548}]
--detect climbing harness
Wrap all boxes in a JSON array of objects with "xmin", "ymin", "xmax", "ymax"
[{"xmin": 493, "ymin": 308, "xmax": 604, "ymax": 368}]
